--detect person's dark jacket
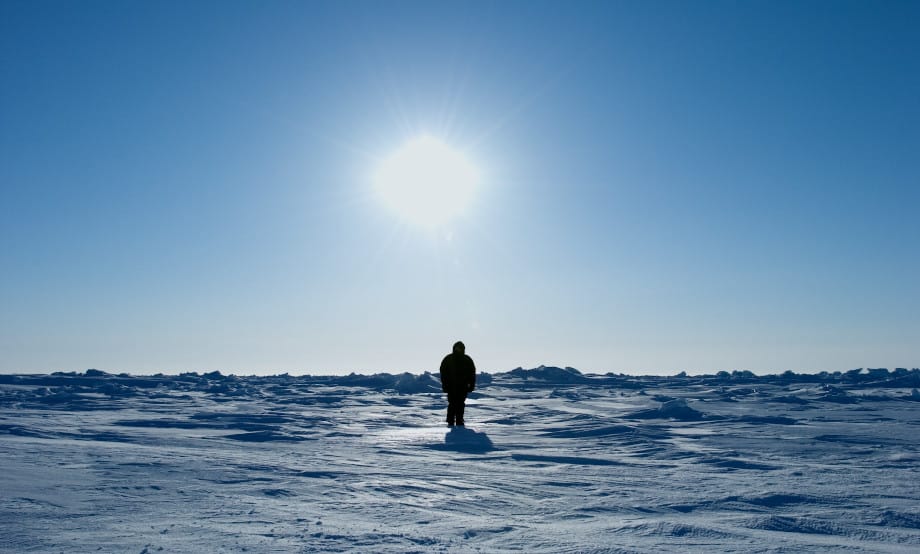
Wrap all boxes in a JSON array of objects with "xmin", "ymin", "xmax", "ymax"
[{"xmin": 440, "ymin": 353, "xmax": 476, "ymax": 394}]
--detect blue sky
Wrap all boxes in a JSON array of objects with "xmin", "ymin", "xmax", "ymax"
[{"xmin": 1, "ymin": 1, "xmax": 917, "ymax": 375}]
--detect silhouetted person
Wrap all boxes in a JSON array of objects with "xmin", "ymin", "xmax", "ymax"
[{"xmin": 439, "ymin": 341, "xmax": 476, "ymax": 426}]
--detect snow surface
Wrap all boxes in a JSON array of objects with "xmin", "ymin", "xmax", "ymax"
[{"xmin": 1, "ymin": 367, "xmax": 919, "ymax": 553}]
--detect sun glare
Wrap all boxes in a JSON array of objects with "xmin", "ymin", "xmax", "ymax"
[{"xmin": 374, "ymin": 135, "xmax": 479, "ymax": 228}]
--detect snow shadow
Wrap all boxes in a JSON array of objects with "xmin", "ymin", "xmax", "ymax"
[{"xmin": 437, "ymin": 427, "xmax": 495, "ymax": 453}]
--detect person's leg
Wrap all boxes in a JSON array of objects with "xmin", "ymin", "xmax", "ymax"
[
  {"xmin": 446, "ymin": 393, "xmax": 457, "ymax": 425},
  {"xmin": 456, "ymin": 392, "xmax": 467, "ymax": 426}
]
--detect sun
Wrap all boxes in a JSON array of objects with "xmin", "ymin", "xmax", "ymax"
[{"xmin": 374, "ymin": 135, "xmax": 479, "ymax": 228}]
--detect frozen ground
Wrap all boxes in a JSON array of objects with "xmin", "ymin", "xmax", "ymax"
[{"xmin": 1, "ymin": 367, "xmax": 919, "ymax": 553}]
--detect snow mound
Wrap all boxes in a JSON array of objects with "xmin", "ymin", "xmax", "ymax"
[
  {"xmin": 511, "ymin": 453, "xmax": 621, "ymax": 466},
  {"xmin": 393, "ymin": 372, "xmax": 440, "ymax": 394},
  {"xmin": 771, "ymin": 394, "xmax": 809, "ymax": 404},
  {"xmin": 502, "ymin": 365, "xmax": 588, "ymax": 383},
  {"xmin": 613, "ymin": 521, "xmax": 740, "ymax": 539},
  {"xmin": 223, "ymin": 430, "xmax": 306, "ymax": 442},
  {"xmin": 747, "ymin": 515, "xmax": 839, "ymax": 534},
  {"xmin": 327, "ymin": 372, "xmax": 440, "ymax": 394},
  {"xmin": 627, "ymin": 398, "xmax": 707, "ymax": 421},
  {"xmin": 732, "ymin": 493, "xmax": 817, "ymax": 508},
  {"xmin": 737, "ymin": 415, "xmax": 799, "ymax": 425},
  {"xmin": 872, "ymin": 509, "xmax": 920, "ymax": 529},
  {"xmin": 818, "ymin": 385, "xmax": 859, "ymax": 403},
  {"xmin": 701, "ymin": 457, "xmax": 779, "ymax": 471}
]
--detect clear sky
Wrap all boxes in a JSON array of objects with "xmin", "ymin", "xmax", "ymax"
[{"xmin": 1, "ymin": 1, "xmax": 918, "ymax": 375}]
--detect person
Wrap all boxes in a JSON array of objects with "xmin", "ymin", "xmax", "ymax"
[{"xmin": 439, "ymin": 341, "xmax": 476, "ymax": 426}]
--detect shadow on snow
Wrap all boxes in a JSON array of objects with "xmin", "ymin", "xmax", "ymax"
[{"xmin": 430, "ymin": 427, "xmax": 495, "ymax": 454}]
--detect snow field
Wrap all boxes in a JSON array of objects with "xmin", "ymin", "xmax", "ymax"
[{"xmin": 1, "ymin": 368, "xmax": 919, "ymax": 552}]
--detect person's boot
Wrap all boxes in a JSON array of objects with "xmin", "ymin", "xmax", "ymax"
[{"xmin": 456, "ymin": 419, "xmax": 464, "ymax": 427}]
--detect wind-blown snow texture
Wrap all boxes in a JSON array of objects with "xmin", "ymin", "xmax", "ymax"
[{"xmin": 2, "ymin": 367, "xmax": 919, "ymax": 553}]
